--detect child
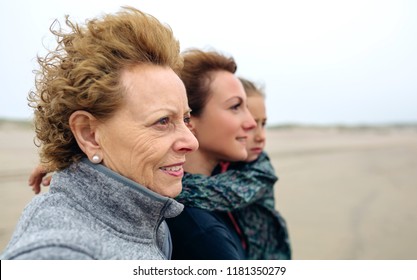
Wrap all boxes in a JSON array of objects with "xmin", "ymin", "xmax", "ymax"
[{"xmin": 176, "ymin": 77, "xmax": 291, "ymax": 259}]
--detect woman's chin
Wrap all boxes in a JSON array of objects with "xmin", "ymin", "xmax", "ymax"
[{"xmin": 165, "ymin": 184, "xmax": 183, "ymax": 198}]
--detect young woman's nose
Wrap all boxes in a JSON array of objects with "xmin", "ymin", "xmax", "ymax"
[{"xmin": 243, "ymin": 108, "xmax": 257, "ymax": 131}]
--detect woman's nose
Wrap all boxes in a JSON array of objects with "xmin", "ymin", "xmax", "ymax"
[
  {"xmin": 176, "ymin": 124, "xmax": 199, "ymax": 153},
  {"xmin": 243, "ymin": 109, "xmax": 256, "ymax": 131}
]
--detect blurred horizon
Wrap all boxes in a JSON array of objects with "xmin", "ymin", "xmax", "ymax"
[
  {"xmin": 1, "ymin": 0, "xmax": 416, "ymax": 125},
  {"xmin": 2, "ymin": 116, "xmax": 417, "ymax": 129}
]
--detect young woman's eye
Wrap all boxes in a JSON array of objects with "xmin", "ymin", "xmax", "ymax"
[
  {"xmin": 262, "ymin": 120, "xmax": 267, "ymax": 127},
  {"xmin": 230, "ymin": 102, "xmax": 241, "ymax": 111}
]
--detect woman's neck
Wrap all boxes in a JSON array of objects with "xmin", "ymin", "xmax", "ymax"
[{"xmin": 184, "ymin": 150, "xmax": 218, "ymax": 176}]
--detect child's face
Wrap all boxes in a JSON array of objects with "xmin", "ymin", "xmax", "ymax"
[{"xmin": 245, "ymin": 94, "xmax": 267, "ymax": 162}]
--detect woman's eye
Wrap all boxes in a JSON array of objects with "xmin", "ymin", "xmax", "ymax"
[
  {"xmin": 184, "ymin": 116, "xmax": 191, "ymax": 126},
  {"xmin": 230, "ymin": 102, "xmax": 241, "ymax": 111},
  {"xmin": 156, "ymin": 117, "xmax": 169, "ymax": 125}
]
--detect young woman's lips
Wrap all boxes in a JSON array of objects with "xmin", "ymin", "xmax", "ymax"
[{"xmin": 160, "ymin": 163, "xmax": 184, "ymax": 177}]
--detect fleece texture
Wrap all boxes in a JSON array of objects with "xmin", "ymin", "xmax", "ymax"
[{"xmin": 1, "ymin": 158, "xmax": 183, "ymax": 260}]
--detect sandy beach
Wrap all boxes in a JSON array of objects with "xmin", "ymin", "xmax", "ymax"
[{"xmin": 1, "ymin": 120, "xmax": 416, "ymax": 259}]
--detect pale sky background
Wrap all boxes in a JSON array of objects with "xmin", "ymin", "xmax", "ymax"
[{"xmin": 0, "ymin": 0, "xmax": 416, "ymax": 125}]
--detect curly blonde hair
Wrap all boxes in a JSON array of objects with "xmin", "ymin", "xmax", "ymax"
[{"xmin": 29, "ymin": 7, "xmax": 183, "ymax": 171}]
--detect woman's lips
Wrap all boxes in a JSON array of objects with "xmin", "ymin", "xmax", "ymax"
[{"xmin": 160, "ymin": 163, "xmax": 184, "ymax": 177}]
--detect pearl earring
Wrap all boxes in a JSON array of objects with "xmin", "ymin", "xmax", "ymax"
[{"xmin": 92, "ymin": 155, "xmax": 101, "ymax": 163}]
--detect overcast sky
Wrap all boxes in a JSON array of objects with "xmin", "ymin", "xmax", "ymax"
[{"xmin": 1, "ymin": 0, "xmax": 416, "ymax": 125}]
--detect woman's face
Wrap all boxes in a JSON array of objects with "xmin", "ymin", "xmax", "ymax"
[
  {"xmin": 191, "ymin": 71, "xmax": 256, "ymax": 163},
  {"xmin": 245, "ymin": 94, "xmax": 267, "ymax": 162},
  {"xmin": 97, "ymin": 64, "xmax": 198, "ymax": 198}
]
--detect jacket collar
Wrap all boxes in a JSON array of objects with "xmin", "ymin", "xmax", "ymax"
[{"xmin": 51, "ymin": 158, "xmax": 184, "ymax": 237}]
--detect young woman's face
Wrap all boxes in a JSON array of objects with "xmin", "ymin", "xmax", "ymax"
[
  {"xmin": 97, "ymin": 64, "xmax": 199, "ymax": 198},
  {"xmin": 191, "ymin": 71, "xmax": 256, "ymax": 163},
  {"xmin": 245, "ymin": 94, "xmax": 267, "ymax": 162}
]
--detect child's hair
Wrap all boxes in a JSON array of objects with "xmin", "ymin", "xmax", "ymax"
[{"xmin": 238, "ymin": 77, "xmax": 265, "ymax": 98}]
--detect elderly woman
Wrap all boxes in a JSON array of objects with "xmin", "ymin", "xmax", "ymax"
[{"xmin": 0, "ymin": 7, "xmax": 198, "ymax": 260}]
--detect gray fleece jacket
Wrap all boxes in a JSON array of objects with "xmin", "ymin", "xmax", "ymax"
[{"xmin": 0, "ymin": 158, "xmax": 184, "ymax": 259}]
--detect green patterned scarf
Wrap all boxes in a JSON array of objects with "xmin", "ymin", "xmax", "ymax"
[{"xmin": 176, "ymin": 152, "xmax": 291, "ymax": 260}]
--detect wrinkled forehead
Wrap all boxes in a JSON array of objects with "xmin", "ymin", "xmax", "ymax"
[{"xmin": 119, "ymin": 64, "xmax": 188, "ymax": 113}]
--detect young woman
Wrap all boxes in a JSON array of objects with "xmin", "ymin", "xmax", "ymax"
[
  {"xmin": 167, "ymin": 49, "xmax": 257, "ymax": 259},
  {"xmin": 174, "ymin": 77, "xmax": 291, "ymax": 259}
]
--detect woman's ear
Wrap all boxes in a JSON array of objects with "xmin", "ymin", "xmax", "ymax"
[{"xmin": 69, "ymin": 110, "xmax": 101, "ymax": 163}]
